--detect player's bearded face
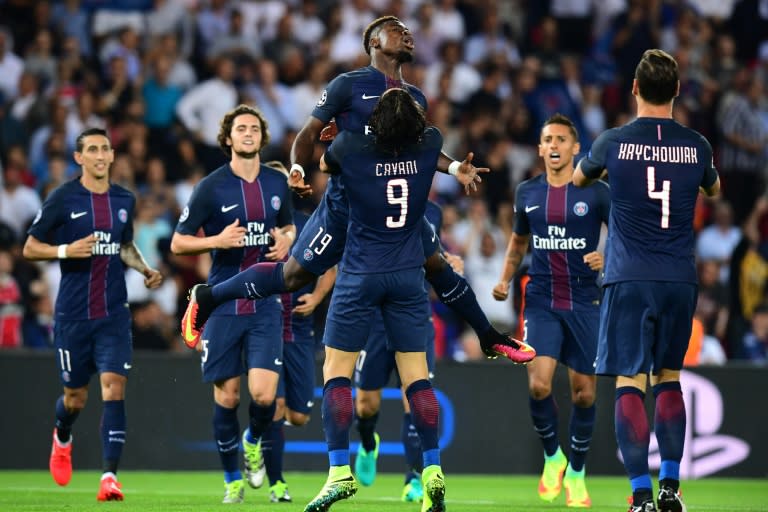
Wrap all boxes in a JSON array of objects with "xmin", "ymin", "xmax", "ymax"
[
  {"xmin": 380, "ymin": 23, "xmax": 414, "ymax": 63},
  {"xmin": 230, "ymin": 115, "xmax": 262, "ymax": 159}
]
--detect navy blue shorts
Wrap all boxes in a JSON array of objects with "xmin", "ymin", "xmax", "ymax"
[
  {"xmin": 354, "ymin": 310, "xmax": 436, "ymax": 390},
  {"xmin": 323, "ymin": 268, "xmax": 430, "ymax": 353},
  {"xmin": 523, "ymin": 305, "xmax": 599, "ymax": 375},
  {"xmin": 54, "ymin": 307, "xmax": 132, "ymax": 388},
  {"xmin": 276, "ymin": 338, "xmax": 316, "ymax": 414},
  {"xmin": 596, "ymin": 281, "xmax": 697, "ymax": 376},
  {"xmin": 200, "ymin": 297, "xmax": 283, "ymax": 382},
  {"xmin": 291, "ymin": 201, "xmax": 347, "ymax": 276}
]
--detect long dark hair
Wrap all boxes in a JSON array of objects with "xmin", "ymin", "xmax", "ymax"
[{"xmin": 369, "ymin": 88, "xmax": 426, "ymax": 155}]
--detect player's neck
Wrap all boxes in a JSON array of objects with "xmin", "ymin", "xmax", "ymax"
[
  {"xmin": 546, "ymin": 167, "xmax": 574, "ymax": 187},
  {"xmin": 80, "ymin": 174, "xmax": 109, "ymax": 194},
  {"xmin": 636, "ymin": 99, "xmax": 674, "ymax": 119},
  {"xmin": 371, "ymin": 57, "xmax": 403, "ymax": 81},
  {"xmin": 230, "ymin": 156, "xmax": 261, "ymax": 183}
]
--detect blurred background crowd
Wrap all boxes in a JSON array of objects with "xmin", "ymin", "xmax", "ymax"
[{"xmin": 0, "ymin": 0, "xmax": 767, "ymax": 365}]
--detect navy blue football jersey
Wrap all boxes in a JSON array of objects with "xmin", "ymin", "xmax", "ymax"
[
  {"xmin": 579, "ymin": 118, "xmax": 718, "ymax": 284},
  {"xmin": 176, "ymin": 163, "xmax": 293, "ymax": 315},
  {"xmin": 514, "ymin": 175, "xmax": 610, "ymax": 310},
  {"xmin": 312, "ymin": 66, "xmax": 429, "ymax": 221},
  {"xmin": 281, "ymin": 210, "xmax": 314, "ymax": 342},
  {"xmin": 324, "ymin": 128, "xmax": 443, "ymax": 273},
  {"xmin": 27, "ymin": 178, "xmax": 136, "ymax": 320}
]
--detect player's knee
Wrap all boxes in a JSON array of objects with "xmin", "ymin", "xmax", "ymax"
[
  {"xmin": 529, "ymin": 381, "xmax": 552, "ymax": 400},
  {"xmin": 571, "ymin": 387, "xmax": 596, "ymax": 408},
  {"xmin": 355, "ymin": 394, "xmax": 380, "ymax": 417},
  {"xmin": 65, "ymin": 394, "xmax": 88, "ymax": 411},
  {"xmin": 285, "ymin": 409, "xmax": 310, "ymax": 426}
]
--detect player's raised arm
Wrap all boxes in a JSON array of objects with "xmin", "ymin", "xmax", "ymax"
[{"xmin": 288, "ymin": 116, "xmax": 326, "ymax": 197}]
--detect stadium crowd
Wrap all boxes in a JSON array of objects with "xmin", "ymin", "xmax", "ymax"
[{"xmin": 0, "ymin": 0, "xmax": 766, "ymax": 364}]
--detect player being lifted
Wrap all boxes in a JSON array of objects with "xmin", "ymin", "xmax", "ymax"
[{"xmin": 180, "ymin": 16, "xmax": 535, "ymax": 366}]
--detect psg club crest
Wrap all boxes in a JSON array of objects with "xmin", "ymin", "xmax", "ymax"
[
  {"xmin": 303, "ymin": 248, "xmax": 314, "ymax": 261},
  {"xmin": 118, "ymin": 208, "xmax": 128, "ymax": 223},
  {"xmin": 271, "ymin": 196, "xmax": 282, "ymax": 210},
  {"xmin": 573, "ymin": 201, "xmax": 588, "ymax": 216}
]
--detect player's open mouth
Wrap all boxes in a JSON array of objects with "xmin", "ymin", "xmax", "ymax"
[{"xmin": 549, "ymin": 152, "xmax": 560, "ymax": 162}]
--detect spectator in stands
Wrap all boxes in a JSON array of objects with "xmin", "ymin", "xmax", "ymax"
[
  {"xmin": 0, "ymin": 247, "xmax": 22, "ymax": 348},
  {"xmin": 717, "ymin": 73, "xmax": 768, "ymax": 225},
  {"xmin": 742, "ymin": 303, "xmax": 768, "ymax": 364},
  {"xmin": 0, "ymin": 155, "xmax": 41, "ymax": 240},
  {"xmin": 175, "ymin": 56, "xmax": 237, "ymax": 171},
  {"xmin": 0, "ymin": 27, "xmax": 24, "ymax": 103},
  {"xmin": 696, "ymin": 200, "xmax": 742, "ymax": 283}
]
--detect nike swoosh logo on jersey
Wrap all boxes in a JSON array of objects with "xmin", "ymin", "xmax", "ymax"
[
  {"xmin": 70, "ymin": 211, "xmax": 87, "ymax": 219},
  {"xmin": 525, "ymin": 205, "xmax": 540, "ymax": 213},
  {"xmin": 361, "ymin": 94, "xmax": 380, "ymax": 100},
  {"xmin": 274, "ymin": 358, "xmax": 284, "ymax": 366},
  {"xmin": 123, "ymin": 363, "xmax": 132, "ymax": 370},
  {"xmin": 221, "ymin": 204, "xmax": 239, "ymax": 213}
]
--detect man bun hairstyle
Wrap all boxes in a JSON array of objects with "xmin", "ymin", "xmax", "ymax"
[{"xmin": 369, "ymin": 88, "xmax": 426, "ymax": 155}]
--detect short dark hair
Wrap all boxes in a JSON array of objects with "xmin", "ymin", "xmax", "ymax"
[
  {"xmin": 217, "ymin": 104, "xmax": 271, "ymax": 157},
  {"xmin": 75, "ymin": 127, "xmax": 109, "ymax": 153},
  {"xmin": 541, "ymin": 113, "xmax": 578, "ymax": 141},
  {"xmin": 369, "ymin": 88, "xmax": 426, "ymax": 154},
  {"xmin": 363, "ymin": 15, "xmax": 400, "ymax": 55},
  {"xmin": 635, "ymin": 49, "xmax": 679, "ymax": 105}
]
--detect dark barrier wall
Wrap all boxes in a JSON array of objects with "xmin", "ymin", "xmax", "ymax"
[{"xmin": 2, "ymin": 351, "xmax": 765, "ymax": 477}]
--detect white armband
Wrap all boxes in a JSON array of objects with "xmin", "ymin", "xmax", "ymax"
[
  {"xmin": 57, "ymin": 244, "xmax": 68, "ymax": 259},
  {"xmin": 290, "ymin": 164, "xmax": 305, "ymax": 179},
  {"xmin": 448, "ymin": 161, "xmax": 461, "ymax": 176}
]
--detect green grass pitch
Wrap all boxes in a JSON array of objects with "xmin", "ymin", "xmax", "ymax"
[{"xmin": 1, "ymin": 471, "xmax": 765, "ymax": 511}]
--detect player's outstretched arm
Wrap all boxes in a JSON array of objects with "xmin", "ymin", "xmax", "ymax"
[
  {"xmin": 492, "ymin": 232, "xmax": 529, "ymax": 301},
  {"xmin": 438, "ymin": 151, "xmax": 486, "ymax": 195},
  {"xmin": 23, "ymin": 233, "xmax": 96, "ymax": 261},
  {"xmin": 170, "ymin": 218, "xmax": 247, "ymax": 255},
  {"xmin": 120, "ymin": 241, "xmax": 163, "ymax": 289}
]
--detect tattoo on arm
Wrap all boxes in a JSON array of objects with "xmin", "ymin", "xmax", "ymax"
[{"xmin": 120, "ymin": 242, "xmax": 150, "ymax": 275}]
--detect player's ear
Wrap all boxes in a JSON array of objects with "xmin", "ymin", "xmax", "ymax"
[{"xmin": 73, "ymin": 151, "xmax": 83, "ymax": 165}]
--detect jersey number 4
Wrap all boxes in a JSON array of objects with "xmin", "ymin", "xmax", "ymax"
[
  {"xmin": 386, "ymin": 178, "xmax": 409, "ymax": 228},
  {"xmin": 647, "ymin": 166, "xmax": 670, "ymax": 229}
]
